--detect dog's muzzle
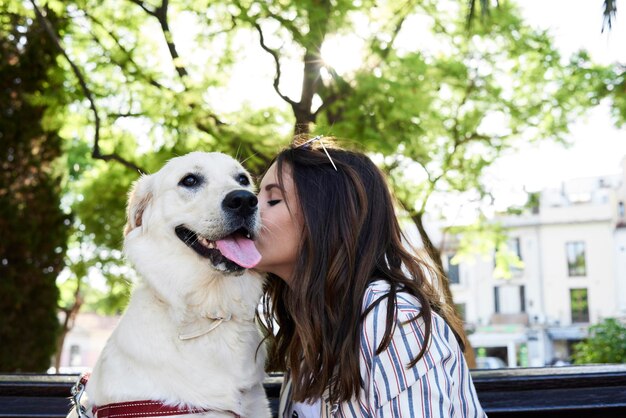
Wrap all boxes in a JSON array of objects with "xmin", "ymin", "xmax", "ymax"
[{"xmin": 175, "ymin": 190, "xmax": 261, "ymax": 274}]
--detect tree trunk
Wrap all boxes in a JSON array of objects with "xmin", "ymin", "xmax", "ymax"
[
  {"xmin": 410, "ymin": 211, "xmax": 477, "ymax": 368},
  {"xmin": 293, "ymin": 48, "xmax": 323, "ymax": 136},
  {"xmin": 54, "ymin": 285, "xmax": 83, "ymax": 372},
  {"xmin": 54, "ymin": 301, "xmax": 82, "ymax": 372},
  {"xmin": 293, "ymin": 105, "xmax": 312, "ymax": 136}
]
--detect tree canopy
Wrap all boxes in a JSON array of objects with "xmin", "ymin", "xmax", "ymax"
[{"xmin": 0, "ymin": 0, "xmax": 624, "ymax": 371}]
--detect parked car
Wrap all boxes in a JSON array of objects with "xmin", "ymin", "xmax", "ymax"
[{"xmin": 475, "ymin": 356, "xmax": 508, "ymax": 369}]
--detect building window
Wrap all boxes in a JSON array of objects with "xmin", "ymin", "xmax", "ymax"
[
  {"xmin": 455, "ymin": 303, "xmax": 466, "ymax": 322},
  {"xmin": 447, "ymin": 254, "xmax": 460, "ymax": 284},
  {"xmin": 494, "ymin": 286, "xmax": 500, "ymax": 314},
  {"xmin": 519, "ymin": 285, "xmax": 526, "ymax": 313},
  {"xmin": 566, "ymin": 241, "xmax": 586, "ymax": 276},
  {"xmin": 509, "ymin": 237, "xmax": 523, "ymax": 276},
  {"xmin": 510, "ymin": 237, "xmax": 522, "ymax": 260},
  {"xmin": 69, "ymin": 344, "xmax": 81, "ymax": 367},
  {"xmin": 570, "ymin": 288, "xmax": 589, "ymax": 323}
]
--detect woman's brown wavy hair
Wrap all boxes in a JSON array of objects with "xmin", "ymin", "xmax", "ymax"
[{"xmin": 259, "ymin": 141, "xmax": 465, "ymax": 405}]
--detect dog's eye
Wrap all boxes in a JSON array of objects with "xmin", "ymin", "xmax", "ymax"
[
  {"xmin": 179, "ymin": 174, "xmax": 200, "ymax": 188},
  {"xmin": 237, "ymin": 174, "xmax": 250, "ymax": 186}
]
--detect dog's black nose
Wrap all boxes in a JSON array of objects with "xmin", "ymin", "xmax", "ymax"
[{"xmin": 223, "ymin": 190, "xmax": 258, "ymax": 217}]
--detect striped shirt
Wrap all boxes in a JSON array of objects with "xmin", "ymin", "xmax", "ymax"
[{"xmin": 280, "ymin": 280, "xmax": 487, "ymax": 418}]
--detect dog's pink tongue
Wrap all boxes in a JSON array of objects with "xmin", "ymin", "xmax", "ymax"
[{"xmin": 216, "ymin": 235, "xmax": 262, "ymax": 268}]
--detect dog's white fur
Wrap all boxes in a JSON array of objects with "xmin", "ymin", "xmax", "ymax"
[{"xmin": 73, "ymin": 152, "xmax": 269, "ymax": 418}]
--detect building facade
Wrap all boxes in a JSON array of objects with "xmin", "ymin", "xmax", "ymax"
[
  {"xmin": 446, "ymin": 160, "xmax": 626, "ymax": 367},
  {"xmin": 55, "ymin": 312, "xmax": 120, "ymax": 373}
]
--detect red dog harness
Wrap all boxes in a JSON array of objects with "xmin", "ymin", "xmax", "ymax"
[
  {"xmin": 94, "ymin": 400, "xmax": 222, "ymax": 417},
  {"xmin": 71, "ymin": 374, "xmax": 242, "ymax": 418}
]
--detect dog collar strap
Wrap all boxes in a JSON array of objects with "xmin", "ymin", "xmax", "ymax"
[
  {"xmin": 178, "ymin": 314, "xmax": 232, "ymax": 340},
  {"xmin": 94, "ymin": 400, "xmax": 241, "ymax": 418}
]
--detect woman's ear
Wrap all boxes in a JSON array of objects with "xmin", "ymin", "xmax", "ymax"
[{"xmin": 124, "ymin": 174, "xmax": 153, "ymax": 236}]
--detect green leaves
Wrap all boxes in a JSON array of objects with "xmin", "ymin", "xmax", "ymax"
[
  {"xmin": 605, "ymin": 66, "xmax": 626, "ymax": 128},
  {"xmin": 573, "ymin": 318, "xmax": 626, "ymax": 364},
  {"xmin": 4, "ymin": 0, "xmax": 624, "ymax": 325}
]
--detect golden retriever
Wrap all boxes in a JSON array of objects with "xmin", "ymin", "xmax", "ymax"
[{"xmin": 69, "ymin": 152, "xmax": 270, "ymax": 418}]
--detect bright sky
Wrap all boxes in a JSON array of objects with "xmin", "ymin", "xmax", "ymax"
[{"xmin": 486, "ymin": 0, "xmax": 626, "ymax": 209}]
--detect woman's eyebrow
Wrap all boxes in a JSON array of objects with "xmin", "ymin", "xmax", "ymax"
[{"xmin": 264, "ymin": 183, "xmax": 283, "ymax": 192}]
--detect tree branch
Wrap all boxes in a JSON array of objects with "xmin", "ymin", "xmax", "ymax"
[
  {"xmin": 466, "ymin": 0, "xmax": 491, "ymax": 30},
  {"xmin": 81, "ymin": 10, "xmax": 166, "ymax": 90},
  {"xmin": 30, "ymin": 0, "xmax": 145, "ymax": 174},
  {"xmin": 155, "ymin": 0, "xmax": 188, "ymax": 79},
  {"xmin": 259, "ymin": 6, "xmax": 305, "ymax": 45},
  {"xmin": 253, "ymin": 22, "xmax": 298, "ymax": 107},
  {"xmin": 602, "ymin": 0, "xmax": 618, "ymax": 33},
  {"xmin": 313, "ymin": 65, "xmax": 353, "ymax": 118},
  {"xmin": 54, "ymin": 273, "xmax": 83, "ymax": 371},
  {"xmin": 127, "ymin": 0, "xmax": 226, "ymax": 128},
  {"xmin": 392, "ymin": 198, "xmax": 471, "ymax": 369},
  {"xmin": 313, "ymin": 92, "xmax": 340, "ymax": 117},
  {"xmin": 107, "ymin": 112, "xmax": 145, "ymax": 119},
  {"xmin": 128, "ymin": 0, "xmax": 157, "ymax": 17},
  {"xmin": 197, "ymin": 13, "xmax": 239, "ymax": 39},
  {"xmin": 416, "ymin": 78, "xmax": 477, "ymax": 214},
  {"xmin": 379, "ymin": 0, "xmax": 415, "ymax": 60},
  {"xmin": 364, "ymin": 0, "xmax": 417, "ymax": 67},
  {"xmin": 129, "ymin": 0, "xmax": 188, "ymax": 80}
]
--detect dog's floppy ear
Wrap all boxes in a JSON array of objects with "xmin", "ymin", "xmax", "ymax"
[{"xmin": 124, "ymin": 174, "xmax": 153, "ymax": 236}]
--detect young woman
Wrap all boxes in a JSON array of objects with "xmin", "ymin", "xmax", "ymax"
[{"xmin": 254, "ymin": 138, "xmax": 486, "ymax": 418}]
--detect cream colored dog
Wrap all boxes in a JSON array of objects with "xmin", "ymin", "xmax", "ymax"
[{"xmin": 70, "ymin": 152, "xmax": 270, "ymax": 418}]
